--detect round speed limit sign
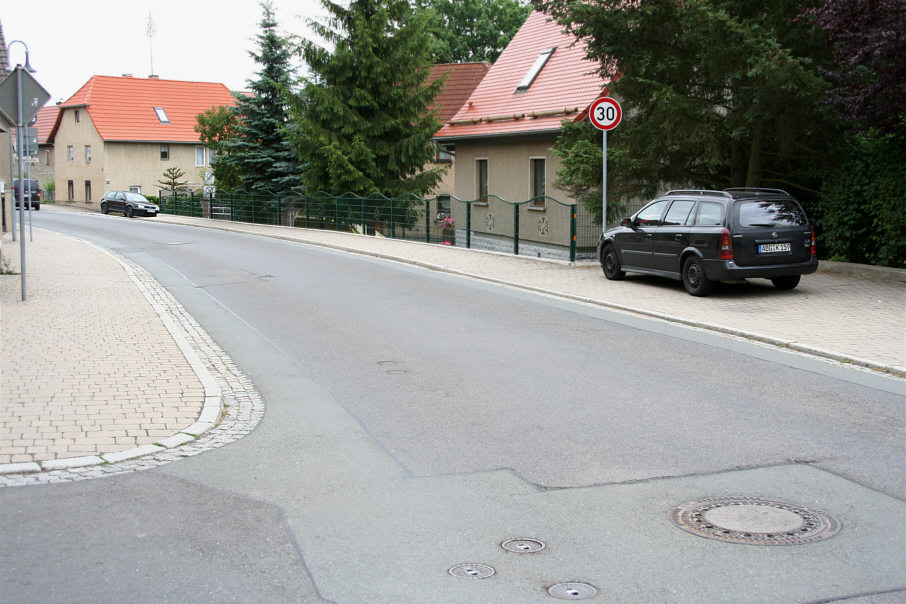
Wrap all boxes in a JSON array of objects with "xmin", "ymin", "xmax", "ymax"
[{"xmin": 589, "ymin": 97, "xmax": 622, "ymax": 131}]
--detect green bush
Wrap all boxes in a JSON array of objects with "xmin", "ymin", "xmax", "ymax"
[{"xmin": 818, "ymin": 132, "xmax": 906, "ymax": 268}]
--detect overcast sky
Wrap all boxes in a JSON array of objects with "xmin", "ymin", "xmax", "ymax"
[{"xmin": 3, "ymin": 0, "xmax": 327, "ymax": 104}]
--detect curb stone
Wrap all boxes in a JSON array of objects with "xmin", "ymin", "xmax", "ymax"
[{"xmin": 0, "ymin": 235, "xmax": 264, "ymax": 486}]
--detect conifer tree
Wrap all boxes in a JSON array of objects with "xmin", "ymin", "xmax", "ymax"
[
  {"xmin": 288, "ymin": 0, "xmax": 445, "ymax": 197},
  {"xmin": 222, "ymin": 1, "xmax": 301, "ymax": 196}
]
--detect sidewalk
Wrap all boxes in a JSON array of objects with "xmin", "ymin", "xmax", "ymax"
[{"xmin": 1, "ymin": 207, "xmax": 903, "ymax": 478}]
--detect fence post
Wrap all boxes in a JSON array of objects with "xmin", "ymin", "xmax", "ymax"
[
  {"xmin": 230, "ymin": 192, "xmax": 234, "ymax": 222},
  {"xmin": 361, "ymin": 197, "xmax": 367, "ymax": 235},
  {"xmin": 570, "ymin": 204, "xmax": 577, "ymax": 263},
  {"xmin": 335, "ymin": 196, "xmax": 340, "ymax": 231},
  {"xmin": 466, "ymin": 202, "xmax": 471, "ymax": 249},
  {"xmin": 425, "ymin": 199, "xmax": 431, "ymax": 243},
  {"xmin": 513, "ymin": 203, "xmax": 520, "ymax": 256},
  {"xmin": 278, "ymin": 197, "xmax": 283, "ymax": 226},
  {"xmin": 390, "ymin": 200, "xmax": 395, "ymax": 238}
]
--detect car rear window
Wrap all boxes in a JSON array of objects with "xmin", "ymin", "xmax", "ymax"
[{"xmin": 735, "ymin": 199, "xmax": 807, "ymax": 227}]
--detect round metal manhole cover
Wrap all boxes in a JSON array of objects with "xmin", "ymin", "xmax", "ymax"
[
  {"xmin": 502, "ymin": 538, "xmax": 546, "ymax": 553},
  {"xmin": 670, "ymin": 497, "xmax": 841, "ymax": 545},
  {"xmin": 448, "ymin": 563, "xmax": 495, "ymax": 579},
  {"xmin": 548, "ymin": 582, "xmax": 598, "ymax": 600}
]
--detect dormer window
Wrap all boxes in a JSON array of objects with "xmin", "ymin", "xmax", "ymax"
[
  {"xmin": 516, "ymin": 48, "xmax": 556, "ymax": 92},
  {"xmin": 154, "ymin": 107, "xmax": 170, "ymax": 123}
]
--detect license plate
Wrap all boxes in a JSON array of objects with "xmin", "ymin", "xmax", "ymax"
[{"xmin": 758, "ymin": 242, "xmax": 791, "ymax": 254}]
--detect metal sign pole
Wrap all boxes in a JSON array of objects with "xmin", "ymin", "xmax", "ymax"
[
  {"xmin": 602, "ymin": 130, "xmax": 607, "ymax": 231},
  {"xmin": 8, "ymin": 125, "xmax": 15, "ymax": 241},
  {"xmin": 16, "ymin": 66, "xmax": 27, "ymax": 301}
]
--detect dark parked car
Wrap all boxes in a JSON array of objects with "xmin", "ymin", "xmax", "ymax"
[
  {"xmin": 12, "ymin": 178, "xmax": 41, "ymax": 210},
  {"xmin": 100, "ymin": 191, "xmax": 159, "ymax": 218},
  {"xmin": 597, "ymin": 188, "xmax": 818, "ymax": 296}
]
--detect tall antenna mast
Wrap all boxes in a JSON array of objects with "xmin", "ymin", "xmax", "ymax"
[{"xmin": 146, "ymin": 13, "xmax": 157, "ymax": 76}]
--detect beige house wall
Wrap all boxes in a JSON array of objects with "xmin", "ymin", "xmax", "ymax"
[
  {"xmin": 450, "ymin": 135, "xmax": 596, "ymax": 250},
  {"xmin": 53, "ymin": 106, "xmax": 211, "ymax": 202}
]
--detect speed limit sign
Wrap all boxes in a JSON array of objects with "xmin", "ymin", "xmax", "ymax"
[{"xmin": 589, "ymin": 97, "xmax": 622, "ymax": 131}]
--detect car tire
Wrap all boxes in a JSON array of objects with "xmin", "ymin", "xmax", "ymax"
[
  {"xmin": 771, "ymin": 275, "xmax": 801, "ymax": 290},
  {"xmin": 125, "ymin": 206, "xmax": 134, "ymax": 218},
  {"xmin": 682, "ymin": 255, "xmax": 713, "ymax": 296},
  {"xmin": 100, "ymin": 202, "xmax": 109, "ymax": 214},
  {"xmin": 601, "ymin": 245, "xmax": 626, "ymax": 280}
]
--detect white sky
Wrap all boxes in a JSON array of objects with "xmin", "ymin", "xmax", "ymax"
[{"xmin": 3, "ymin": 0, "xmax": 328, "ymax": 104}]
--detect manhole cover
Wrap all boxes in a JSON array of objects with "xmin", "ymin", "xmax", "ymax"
[
  {"xmin": 548, "ymin": 582, "xmax": 597, "ymax": 600},
  {"xmin": 502, "ymin": 538, "xmax": 545, "ymax": 553},
  {"xmin": 448, "ymin": 563, "xmax": 495, "ymax": 579},
  {"xmin": 670, "ymin": 497, "xmax": 840, "ymax": 545}
]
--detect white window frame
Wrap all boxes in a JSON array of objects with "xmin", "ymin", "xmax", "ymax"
[
  {"xmin": 160, "ymin": 144, "xmax": 170, "ymax": 161},
  {"xmin": 516, "ymin": 48, "xmax": 556, "ymax": 92},
  {"xmin": 154, "ymin": 107, "xmax": 170, "ymax": 123},
  {"xmin": 67, "ymin": 146, "xmax": 74, "ymax": 162},
  {"xmin": 195, "ymin": 146, "xmax": 206, "ymax": 167},
  {"xmin": 85, "ymin": 145, "xmax": 92, "ymax": 163}
]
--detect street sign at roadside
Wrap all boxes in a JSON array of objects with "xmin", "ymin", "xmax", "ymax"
[
  {"xmin": 0, "ymin": 67, "xmax": 50, "ymax": 126},
  {"xmin": 589, "ymin": 96, "xmax": 622, "ymax": 131}
]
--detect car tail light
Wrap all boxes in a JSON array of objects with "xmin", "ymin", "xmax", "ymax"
[
  {"xmin": 810, "ymin": 226, "xmax": 816, "ymax": 255},
  {"xmin": 719, "ymin": 228, "xmax": 734, "ymax": 260}
]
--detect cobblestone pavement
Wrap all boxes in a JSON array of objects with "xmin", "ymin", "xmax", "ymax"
[
  {"xmin": 0, "ymin": 207, "xmax": 902, "ymax": 484},
  {"xmin": 0, "ymin": 229, "xmax": 263, "ymax": 486}
]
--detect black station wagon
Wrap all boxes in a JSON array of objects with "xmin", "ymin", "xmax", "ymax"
[{"xmin": 597, "ymin": 188, "xmax": 818, "ymax": 296}]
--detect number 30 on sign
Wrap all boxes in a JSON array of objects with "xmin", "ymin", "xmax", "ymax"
[{"xmin": 589, "ymin": 97, "xmax": 622, "ymax": 131}]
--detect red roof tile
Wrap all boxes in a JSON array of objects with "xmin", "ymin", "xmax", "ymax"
[
  {"xmin": 33, "ymin": 105, "xmax": 60, "ymax": 144},
  {"xmin": 434, "ymin": 11, "xmax": 608, "ymax": 140},
  {"xmin": 427, "ymin": 63, "xmax": 490, "ymax": 123},
  {"xmin": 60, "ymin": 75, "xmax": 236, "ymax": 143}
]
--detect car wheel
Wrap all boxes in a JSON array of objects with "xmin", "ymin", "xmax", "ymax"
[
  {"xmin": 771, "ymin": 275, "xmax": 801, "ymax": 290},
  {"xmin": 100, "ymin": 202, "xmax": 109, "ymax": 214},
  {"xmin": 601, "ymin": 245, "xmax": 626, "ymax": 280},
  {"xmin": 125, "ymin": 206, "xmax": 134, "ymax": 218},
  {"xmin": 682, "ymin": 255, "xmax": 713, "ymax": 296}
]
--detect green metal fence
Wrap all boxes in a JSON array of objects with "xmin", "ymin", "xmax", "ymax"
[{"xmin": 158, "ymin": 189, "xmax": 603, "ymax": 262}]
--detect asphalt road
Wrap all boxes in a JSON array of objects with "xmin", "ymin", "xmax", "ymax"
[{"xmin": 2, "ymin": 211, "xmax": 904, "ymax": 603}]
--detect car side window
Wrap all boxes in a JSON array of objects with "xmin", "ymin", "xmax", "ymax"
[
  {"xmin": 694, "ymin": 202, "xmax": 723, "ymax": 226},
  {"xmin": 116, "ymin": 192, "xmax": 125, "ymax": 201},
  {"xmin": 635, "ymin": 200, "xmax": 670, "ymax": 226},
  {"xmin": 662, "ymin": 200, "xmax": 695, "ymax": 226}
]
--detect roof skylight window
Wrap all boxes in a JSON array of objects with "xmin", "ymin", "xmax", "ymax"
[
  {"xmin": 154, "ymin": 107, "xmax": 170, "ymax": 123},
  {"xmin": 516, "ymin": 48, "xmax": 556, "ymax": 92}
]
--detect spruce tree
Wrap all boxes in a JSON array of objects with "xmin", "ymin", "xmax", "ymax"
[
  {"xmin": 222, "ymin": 1, "xmax": 301, "ymax": 197},
  {"xmin": 288, "ymin": 0, "xmax": 445, "ymax": 197}
]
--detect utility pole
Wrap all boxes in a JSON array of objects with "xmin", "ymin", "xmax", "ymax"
[{"xmin": 146, "ymin": 13, "xmax": 157, "ymax": 77}]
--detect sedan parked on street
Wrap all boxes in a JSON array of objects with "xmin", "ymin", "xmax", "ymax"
[
  {"xmin": 100, "ymin": 191, "xmax": 159, "ymax": 218},
  {"xmin": 598, "ymin": 188, "xmax": 818, "ymax": 296}
]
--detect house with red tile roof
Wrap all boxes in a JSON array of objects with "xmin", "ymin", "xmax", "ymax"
[
  {"xmin": 50, "ymin": 75, "xmax": 235, "ymax": 202},
  {"xmin": 434, "ymin": 11, "xmax": 610, "ymax": 256},
  {"xmin": 25, "ymin": 105, "xmax": 61, "ymax": 196},
  {"xmin": 424, "ymin": 62, "xmax": 490, "ymax": 204}
]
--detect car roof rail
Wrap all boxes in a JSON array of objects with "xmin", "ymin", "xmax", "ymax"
[
  {"xmin": 724, "ymin": 187, "xmax": 790, "ymax": 196},
  {"xmin": 664, "ymin": 189, "xmax": 732, "ymax": 198}
]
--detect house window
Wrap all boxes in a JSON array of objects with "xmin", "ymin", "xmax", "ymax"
[
  {"xmin": 74, "ymin": 110, "xmax": 80, "ymax": 123},
  {"xmin": 84, "ymin": 180, "xmax": 92, "ymax": 202},
  {"xmin": 517, "ymin": 48, "xmax": 556, "ymax": 92},
  {"xmin": 195, "ymin": 146, "xmax": 206, "ymax": 166},
  {"xmin": 436, "ymin": 142, "xmax": 453, "ymax": 163},
  {"xmin": 129, "ymin": 186, "xmax": 141, "ymax": 194},
  {"xmin": 85, "ymin": 145, "xmax": 92, "ymax": 163},
  {"xmin": 209, "ymin": 148, "xmax": 217, "ymax": 164},
  {"xmin": 45, "ymin": 150, "xmax": 51, "ymax": 165},
  {"xmin": 476, "ymin": 159, "xmax": 488, "ymax": 202},
  {"xmin": 530, "ymin": 158, "xmax": 546, "ymax": 207},
  {"xmin": 160, "ymin": 144, "xmax": 169, "ymax": 160},
  {"xmin": 67, "ymin": 146, "xmax": 74, "ymax": 162},
  {"xmin": 154, "ymin": 107, "xmax": 170, "ymax": 123},
  {"xmin": 67, "ymin": 180, "xmax": 74, "ymax": 201}
]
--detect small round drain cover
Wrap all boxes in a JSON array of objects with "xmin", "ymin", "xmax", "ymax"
[
  {"xmin": 670, "ymin": 497, "xmax": 840, "ymax": 545},
  {"xmin": 502, "ymin": 538, "xmax": 546, "ymax": 553},
  {"xmin": 548, "ymin": 582, "xmax": 597, "ymax": 600},
  {"xmin": 448, "ymin": 563, "xmax": 495, "ymax": 579}
]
